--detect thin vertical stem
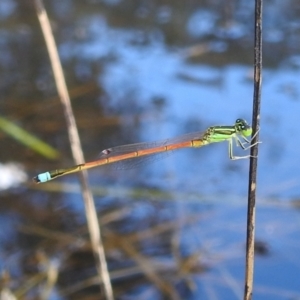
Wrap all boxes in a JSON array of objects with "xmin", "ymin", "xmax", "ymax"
[
  {"xmin": 34, "ymin": 1, "xmax": 114, "ymax": 299},
  {"xmin": 244, "ymin": 0, "xmax": 263, "ymax": 299}
]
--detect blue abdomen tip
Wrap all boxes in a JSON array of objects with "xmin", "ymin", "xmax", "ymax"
[{"xmin": 36, "ymin": 172, "xmax": 51, "ymax": 183}]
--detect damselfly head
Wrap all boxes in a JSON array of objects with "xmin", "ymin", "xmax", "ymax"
[{"xmin": 235, "ymin": 119, "xmax": 252, "ymax": 137}]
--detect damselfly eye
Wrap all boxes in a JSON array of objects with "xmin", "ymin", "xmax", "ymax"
[{"xmin": 235, "ymin": 118, "xmax": 250, "ymax": 133}]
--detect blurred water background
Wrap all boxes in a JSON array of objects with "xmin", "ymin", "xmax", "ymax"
[{"xmin": 1, "ymin": 1, "xmax": 300, "ymax": 299}]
